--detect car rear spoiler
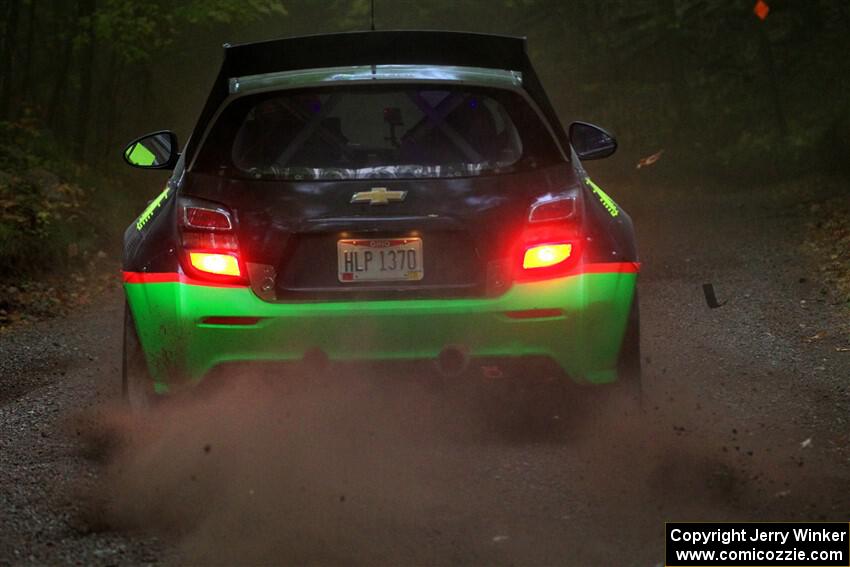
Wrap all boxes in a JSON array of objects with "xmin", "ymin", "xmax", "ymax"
[{"xmin": 184, "ymin": 30, "xmax": 568, "ymax": 162}]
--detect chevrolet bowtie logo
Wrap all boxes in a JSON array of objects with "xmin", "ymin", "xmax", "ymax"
[{"xmin": 350, "ymin": 187, "xmax": 407, "ymax": 205}]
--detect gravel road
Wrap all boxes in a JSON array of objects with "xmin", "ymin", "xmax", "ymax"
[{"xmin": 1, "ymin": 174, "xmax": 848, "ymax": 566}]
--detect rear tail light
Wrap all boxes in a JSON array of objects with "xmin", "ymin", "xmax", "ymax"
[
  {"xmin": 515, "ymin": 188, "xmax": 583, "ymax": 282},
  {"xmin": 179, "ymin": 197, "xmax": 244, "ymax": 282},
  {"xmin": 189, "ymin": 252, "xmax": 241, "ymax": 277},
  {"xmin": 515, "ymin": 236, "xmax": 581, "ymax": 282},
  {"xmin": 523, "ymin": 243, "xmax": 573, "ymax": 269}
]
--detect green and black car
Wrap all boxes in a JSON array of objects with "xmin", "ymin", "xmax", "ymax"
[{"xmin": 121, "ymin": 31, "xmax": 640, "ymax": 408}]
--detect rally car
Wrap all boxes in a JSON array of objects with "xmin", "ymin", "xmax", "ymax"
[{"xmin": 121, "ymin": 31, "xmax": 640, "ymax": 409}]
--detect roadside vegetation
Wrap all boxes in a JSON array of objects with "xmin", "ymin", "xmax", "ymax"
[
  {"xmin": 0, "ymin": 0, "xmax": 287, "ymax": 326},
  {"xmin": 0, "ymin": 0, "xmax": 848, "ymax": 326},
  {"xmin": 806, "ymin": 190, "xmax": 850, "ymax": 307}
]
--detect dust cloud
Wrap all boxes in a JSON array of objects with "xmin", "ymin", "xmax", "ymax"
[
  {"xmin": 69, "ymin": 368, "xmax": 847, "ymax": 565},
  {"xmin": 75, "ymin": 370, "xmax": 498, "ymax": 564}
]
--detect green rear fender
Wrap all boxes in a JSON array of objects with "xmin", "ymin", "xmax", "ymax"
[
  {"xmin": 125, "ymin": 280, "xmax": 189, "ymax": 385},
  {"xmin": 572, "ymin": 270, "xmax": 636, "ymax": 381}
]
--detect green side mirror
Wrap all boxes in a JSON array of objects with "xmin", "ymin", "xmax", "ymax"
[{"xmin": 123, "ymin": 130, "xmax": 179, "ymax": 169}]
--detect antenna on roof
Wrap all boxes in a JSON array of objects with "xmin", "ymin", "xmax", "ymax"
[{"xmin": 370, "ymin": 0, "xmax": 376, "ymax": 31}]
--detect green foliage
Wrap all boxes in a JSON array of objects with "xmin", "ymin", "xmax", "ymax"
[
  {"xmin": 0, "ymin": 121, "xmax": 93, "ymax": 277},
  {"xmin": 511, "ymin": 0, "xmax": 850, "ymax": 177},
  {"xmin": 0, "ymin": 0, "xmax": 290, "ymax": 281},
  {"xmin": 92, "ymin": 0, "xmax": 288, "ymax": 64},
  {"xmin": 177, "ymin": 0, "xmax": 288, "ymax": 25}
]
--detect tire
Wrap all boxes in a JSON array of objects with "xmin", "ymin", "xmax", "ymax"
[
  {"xmin": 615, "ymin": 290, "xmax": 642, "ymax": 408},
  {"xmin": 122, "ymin": 302, "xmax": 157, "ymax": 411}
]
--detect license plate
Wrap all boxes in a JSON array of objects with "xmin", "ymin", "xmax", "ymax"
[{"xmin": 337, "ymin": 238, "xmax": 424, "ymax": 282}]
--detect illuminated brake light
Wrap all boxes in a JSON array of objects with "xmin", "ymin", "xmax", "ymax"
[
  {"xmin": 189, "ymin": 252, "xmax": 241, "ymax": 277},
  {"xmin": 184, "ymin": 206, "xmax": 232, "ymax": 230},
  {"xmin": 523, "ymin": 243, "xmax": 573, "ymax": 269}
]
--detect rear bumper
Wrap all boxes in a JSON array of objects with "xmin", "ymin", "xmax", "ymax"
[{"xmin": 124, "ymin": 263, "xmax": 638, "ymax": 392}]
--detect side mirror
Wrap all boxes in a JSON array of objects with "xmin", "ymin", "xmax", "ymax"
[
  {"xmin": 569, "ymin": 122, "xmax": 617, "ymax": 160},
  {"xmin": 123, "ymin": 130, "xmax": 179, "ymax": 169}
]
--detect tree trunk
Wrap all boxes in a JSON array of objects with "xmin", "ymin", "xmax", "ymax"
[
  {"xmin": 46, "ymin": 1, "xmax": 77, "ymax": 135},
  {"xmin": 99, "ymin": 52, "xmax": 123, "ymax": 163},
  {"xmin": 659, "ymin": 0, "xmax": 691, "ymax": 145},
  {"xmin": 756, "ymin": 23, "xmax": 789, "ymax": 138},
  {"xmin": 18, "ymin": 0, "xmax": 37, "ymax": 116},
  {"xmin": 46, "ymin": 35, "xmax": 73, "ymax": 134},
  {"xmin": 74, "ymin": 0, "xmax": 97, "ymax": 159},
  {"xmin": 0, "ymin": 0, "xmax": 21, "ymax": 119}
]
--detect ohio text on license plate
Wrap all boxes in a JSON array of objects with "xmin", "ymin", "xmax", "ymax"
[{"xmin": 337, "ymin": 238, "xmax": 424, "ymax": 282}]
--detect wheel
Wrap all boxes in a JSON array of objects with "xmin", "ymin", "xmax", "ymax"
[
  {"xmin": 615, "ymin": 290, "xmax": 642, "ymax": 407},
  {"xmin": 122, "ymin": 302, "xmax": 157, "ymax": 411}
]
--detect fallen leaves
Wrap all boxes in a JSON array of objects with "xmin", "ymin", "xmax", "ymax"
[
  {"xmin": 803, "ymin": 188, "xmax": 850, "ymax": 309},
  {"xmin": 804, "ymin": 331, "xmax": 828, "ymax": 342},
  {"xmin": 0, "ymin": 261, "xmax": 119, "ymax": 329},
  {"xmin": 636, "ymin": 149, "xmax": 664, "ymax": 169},
  {"xmin": 0, "ymin": 172, "xmax": 87, "ymax": 228}
]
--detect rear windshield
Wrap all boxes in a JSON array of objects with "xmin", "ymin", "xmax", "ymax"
[{"xmin": 195, "ymin": 85, "xmax": 564, "ymax": 180}]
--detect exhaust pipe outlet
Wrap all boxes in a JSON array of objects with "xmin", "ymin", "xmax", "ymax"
[{"xmin": 436, "ymin": 346, "xmax": 470, "ymax": 377}]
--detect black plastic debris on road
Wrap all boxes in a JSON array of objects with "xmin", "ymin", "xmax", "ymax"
[{"xmin": 703, "ymin": 283, "xmax": 726, "ymax": 309}]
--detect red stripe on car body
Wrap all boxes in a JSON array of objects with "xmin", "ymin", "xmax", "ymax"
[
  {"xmin": 122, "ymin": 262, "xmax": 638, "ymax": 288},
  {"xmin": 122, "ymin": 272, "xmax": 247, "ymax": 288},
  {"xmin": 578, "ymin": 261, "xmax": 641, "ymax": 274}
]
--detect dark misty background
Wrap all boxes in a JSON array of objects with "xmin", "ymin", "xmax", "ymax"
[
  {"xmin": 0, "ymin": 0, "xmax": 848, "ymax": 290},
  {"xmin": 6, "ymin": 0, "xmax": 849, "ymax": 172}
]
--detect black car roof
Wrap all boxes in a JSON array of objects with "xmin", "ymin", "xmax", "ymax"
[{"xmin": 184, "ymin": 31, "xmax": 568, "ymax": 163}]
